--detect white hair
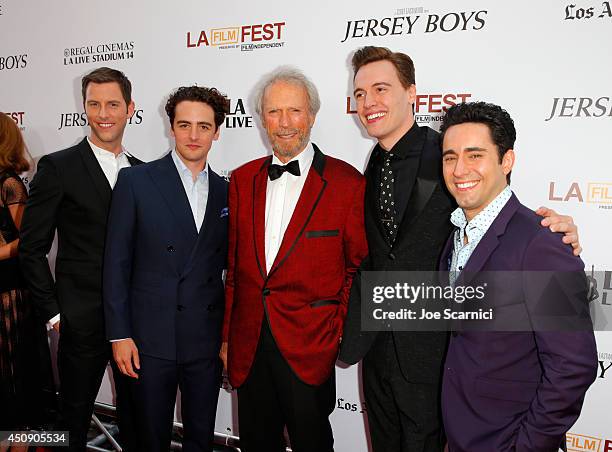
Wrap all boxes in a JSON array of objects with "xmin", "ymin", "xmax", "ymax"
[{"xmin": 253, "ymin": 66, "xmax": 321, "ymax": 117}]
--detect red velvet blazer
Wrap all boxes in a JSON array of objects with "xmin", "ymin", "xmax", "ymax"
[{"xmin": 223, "ymin": 145, "xmax": 368, "ymax": 387}]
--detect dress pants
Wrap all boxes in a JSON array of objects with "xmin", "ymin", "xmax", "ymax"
[
  {"xmin": 57, "ymin": 335, "xmax": 138, "ymax": 452},
  {"xmin": 133, "ymin": 354, "xmax": 221, "ymax": 452},
  {"xmin": 363, "ymin": 332, "xmax": 445, "ymax": 452},
  {"xmin": 237, "ymin": 319, "xmax": 335, "ymax": 452}
]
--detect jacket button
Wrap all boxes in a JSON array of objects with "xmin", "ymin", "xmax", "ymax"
[
  {"xmin": 207, "ymin": 276, "xmax": 213, "ymax": 283},
  {"xmin": 177, "ymin": 305, "xmax": 185, "ymax": 311},
  {"xmin": 167, "ymin": 245, "xmax": 175, "ymax": 252},
  {"xmin": 262, "ymin": 288, "xmax": 270, "ymax": 296},
  {"xmin": 388, "ymin": 252, "xmax": 396, "ymax": 260}
]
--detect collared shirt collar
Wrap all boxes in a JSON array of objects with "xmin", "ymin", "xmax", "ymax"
[
  {"xmin": 373, "ymin": 122, "xmax": 422, "ymax": 162},
  {"xmin": 171, "ymin": 149, "xmax": 208, "ymax": 179},
  {"xmin": 270, "ymin": 141, "xmax": 314, "ymax": 175},
  {"xmin": 449, "ymin": 186, "xmax": 512, "ymax": 285},
  {"xmin": 87, "ymin": 137, "xmax": 129, "ymax": 159},
  {"xmin": 451, "ymin": 185, "xmax": 513, "ymax": 240}
]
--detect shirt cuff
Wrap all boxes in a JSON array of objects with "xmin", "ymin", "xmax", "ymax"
[
  {"xmin": 110, "ymin": 338, "xmax": 130, "ymax": 342},
  {"xmin": 47, "ymin": 314, "xmax": 60, "ymax": 330}
]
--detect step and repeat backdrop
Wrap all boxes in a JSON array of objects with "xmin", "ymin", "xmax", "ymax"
[{"xmin": 2, "ymin": 0, "xmax": 611, "ymax": 450}]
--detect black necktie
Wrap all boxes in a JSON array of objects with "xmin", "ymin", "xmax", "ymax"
[
  {"xmin": 379, "ymin": 152, "xmax": 397, "ymax": 244},
  {"xmin": 268, "ymin": 160, "xmax": 301, "ymax": 181}
]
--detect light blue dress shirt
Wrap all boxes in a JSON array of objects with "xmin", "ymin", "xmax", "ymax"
[
  {"xmin": 171, "ymin": 150, "xmax": 208, "ymax": 232},
  {"xmin": 449, "ymin": 186, "xmax": 512, "ymax": 285}
]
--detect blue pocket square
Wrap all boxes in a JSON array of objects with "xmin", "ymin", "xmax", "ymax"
[{"xmin": 220, "ymin": 207, "xmax": 229, "ymax": 218}]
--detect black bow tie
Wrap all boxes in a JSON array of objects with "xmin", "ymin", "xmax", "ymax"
[{"xmin": 267, "ymin": 160, "xmax": 301, "ymax": 181}]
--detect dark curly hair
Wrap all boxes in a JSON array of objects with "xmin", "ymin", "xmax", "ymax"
[
  {"xmin": 440, "ymin": 102, "xmax": 515, "ymax": 183},
  {"xmin": 165, "ymin": 86, "xmax": 229, "ymax": 130}
]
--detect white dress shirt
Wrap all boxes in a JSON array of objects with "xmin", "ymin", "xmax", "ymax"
[
  {"xmin": 87, "ymin": 137, "xmax": 132, "ymax": 187},
  {"xmin": 265, "ymin": 143, "xmax": 314, "ymax": 273},
  {"xmin": 48, "ymin": 138, "xmax": 133, "ymax": 328},
  {"xmin": 171, "ymin": 150, "xmax": 209, "ymax": 232}
]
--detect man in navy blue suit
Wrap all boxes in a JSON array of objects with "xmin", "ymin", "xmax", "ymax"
[{"xmin": 103, "ymin": 86, "xmax": 229, "ymax": 451}]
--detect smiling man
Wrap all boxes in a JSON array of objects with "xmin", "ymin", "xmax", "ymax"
[
  {"xmin": 19, "ymin": 67, "xmax": 141, "ymax": 451},
  {"xmin": 103, "ymin": 86, "xmax": 229, "ymax": 451},
  {"xmin": 438, "ymin": 102, "xmax": 597, "ymax": 452},
  {"xmin": 221, "ymin": 67, "xmax": 367, "ymax": 452},
  {"xmin": 339, "ymin": 47, "xmax": 585, "ymax": 452}
]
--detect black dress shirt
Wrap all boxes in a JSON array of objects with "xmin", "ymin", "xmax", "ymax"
[{"xmin": 369, "ymin": 122, "xmax": 423, "ymax": 228}]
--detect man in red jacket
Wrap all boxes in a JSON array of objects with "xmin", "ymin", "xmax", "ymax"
[{"xmin": 220, "ymin": 66, "xmax": 368, "ymax": 452}]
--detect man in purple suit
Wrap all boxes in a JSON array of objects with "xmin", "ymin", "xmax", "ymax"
[{"xmin": 438, "ymin": 102, "xmax": 598, "ymax": 452}]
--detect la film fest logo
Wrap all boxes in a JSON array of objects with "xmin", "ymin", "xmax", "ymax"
[
  {"xmin": 545, "ymin": 97, "xmax": 612, "ymax": 121},
  {"xmin": 186, "ymin": 21, "xmax": 286, "ymax": 52},
  {"xmin": 340, "ymin": 6, "xmax": 487, "ymax": 42},
  {"xmin": 565, "ymin": 432, "xmax": 612, "ymax": 452},
  {"xmin": 548, "ymin": 181, "xmax": 612, "ymax": 210},
  {"xmin": 347, "ymin": 93, "xmax": 472, "ymax": 128},
  {"xmin": 63, "ymin": 41, "xmax": 135, "ymax": 66},
  {"xmin": 57, "ymin": 110, "xmax": 143, "ymax": 130},
  {"xmin": 225, "ymin": 98, "xmax": 253, "ymax": 129},
  {"xmin": 3, "ymin": 111, "xmax": 25, "ymax": 131},
  {"xmin": 566, "ymin": 431, "xmax": 612, "ymax": 451},
  {"xmin": 0, "ymin": 54, "xmax": 27, "ymax": 71},
  {"xmin": 564, "ymin": 1, "xmax": 612, "ymax": 20}
]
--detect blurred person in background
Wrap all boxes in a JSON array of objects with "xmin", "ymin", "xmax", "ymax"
[{"xmin": 0, "ymin": 112, "xmax": 52, "ymax": 450}]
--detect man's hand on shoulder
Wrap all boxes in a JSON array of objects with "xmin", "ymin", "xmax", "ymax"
[
  {"xmin": 112, "ymin": 338, "xmax": 140, "ymax": 379},
  {"xmin": 536, "ymin": 206, "xmax": 581, "ymax": 256}
]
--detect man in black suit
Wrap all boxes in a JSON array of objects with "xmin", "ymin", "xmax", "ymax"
[
  {"xmin": 19, "ymin": 67, "xmax": 140, "ymax": 451},
  {"xmin": 339, "ymin": 47, "xmax": 583, "ymax": 452},
  {"xmin": 104, "ymin": 86, "xmax": 229, "ymax": 451}
]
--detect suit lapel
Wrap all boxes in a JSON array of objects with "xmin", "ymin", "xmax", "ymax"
[
  {"xmin": 77, "ymin": 138, "xmax": 112, "ymax": 208},
  {"xmin": 460, "ymin": 194, "xmax": 520, "ymax": 283},
  {"xmin": 267, "ymin": 145, "xmax": 327, "ymax": 279},
  {"xmin": 126, "ymin": 154, "xmax": 143, "ymax": 166},
  {"xmin": 439, "ymin": 234, "xmax": 454, "ymax": 272},
  {"xmin": 147, "ymin": 153, "xmax": 198, "ymax": 243},
  {"xmin": 394, "ymin": 128, "xmax": 440, "ymax": 245},
  {"xmin": 252, "ymin": 157, "xmax": 271, "ymax": 280}
]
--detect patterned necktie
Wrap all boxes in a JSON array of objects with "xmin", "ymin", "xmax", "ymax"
[{"xmin": 379, "ymin": 152, "xmax": 397, "ymax": 244}]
